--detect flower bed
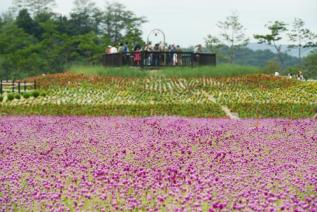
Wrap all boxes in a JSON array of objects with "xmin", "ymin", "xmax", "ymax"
[
  {"xmin": 1, "ymin": 117, "xmax": 316, "ymax": 211},
  {"xmin": 1, "ymin": 75, "xmax": 316, "ymax": 118}
]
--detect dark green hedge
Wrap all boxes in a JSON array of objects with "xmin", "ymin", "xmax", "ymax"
[
  {"xmin": 228, "ymin": 103, "xmax": 316, "ymax": 119},
  {"xmin": 0, "ymin": 103, "xmax": 225, "ymax": 117}
]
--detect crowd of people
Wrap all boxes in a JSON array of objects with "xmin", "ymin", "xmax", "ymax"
[
  {"xmin": 274, "ymin": 70, "xmax": 305, "ymax": 81},
  {"xmin": 105, "ymin": 43, "xmax": 204, "ymax": 66},
  {"xmin": 287, "ymin": 71, "xmax": 305, "ymax": 80}
]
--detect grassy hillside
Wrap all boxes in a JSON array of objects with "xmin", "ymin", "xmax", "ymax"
[{"xmin": 68, "ymin": 64, "xmax": 262, "ymax": 78}]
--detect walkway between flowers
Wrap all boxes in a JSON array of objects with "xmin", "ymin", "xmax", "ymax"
[{"xmin": 202, "ymin": 90, "xmax": 240, "ymax": 120}]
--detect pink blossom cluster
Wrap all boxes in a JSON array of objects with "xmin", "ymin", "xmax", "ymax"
[{"xmin": 0, "ymin": 117, "xmax": 316, "ymax": 211}]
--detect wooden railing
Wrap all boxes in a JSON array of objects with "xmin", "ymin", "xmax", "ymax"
[
  {"xmin": 103, "ymin": 52, "xmax": 216, "ymax": 67},
  {"xmin": 0, "ymin": 80, "xmax": 36, "ymax": 95}
]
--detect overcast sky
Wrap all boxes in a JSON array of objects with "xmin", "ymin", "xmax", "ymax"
[{"xmin": 1, "ymin": 0, "xmax": 317, "ymax": 46}]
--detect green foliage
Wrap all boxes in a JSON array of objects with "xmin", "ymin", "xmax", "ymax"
[
  {"xmin": 254, "ymin": 21, "xmax": 288, "ymax": 45},
  {"xmin": 0, "ymin": 2, "xmax": 147, "ymax": 79},
  {"xmin": 303, "ymin": 50, "xmax": 317, "ymax": 79},
  {"xmin": 15, "ymin": 94, "xmax": 21, "ymax": 99},
  {"xmin": 102, "ymin": 2, "xmax": 147, "ymax": 45},
  {"xmin": 16, "ymin": 9, "xmax": 42, "ymax": 38},
  {"xmin": 40, "ymin": 92, "xmax": 46, "ymax": 97},
  {"xmin": 0, "ymin": 96, "xmax": 3, "ymax": 102},
  {"xmin": 1, "ymin": 3, "xmax": 314, "ymax": 80},
  {"xmin": 229, "ymin": 103, "xmax": 315, "ymax": 119},
  {"xmin": 262, "ymin": 59, "xmax": 281, "ymax": 74},
  {"xmin": 31, "ymin": 91, "xmax": 40, "ymax": 98},
  {"xmin": 69, "ymin": 65, "xmax": 147, "ymax": 77},
  {"xmin": 0, "ymin": 104, "xmax": 225, "ymax": 117},
  {"xmin": 215, "ymin": 46, "xmax": 298, "ymax": 68},
  {"xmin": 286, "ymin": 66, "xmax": 299, "ymax": 75},
  {"xmin": 69, "ymin": 64, "xmax": 262, "ymax": 78},
  {"xmin": 1, "ymin": 75, "xmax": 315, "ymax": 118},
  {"xmin": 216, "ymin": 12, "xmax": 249, "ymax": 63},
  {"xmin": 288, "ymin": 18, "xmax": 317, "ymax": 65},
  {"xmin": 7, "ymin": 93, "xmax": 15, "ymax": 101},
  {"xmin": 254, "ymin": 21, "xmax": 288, "ymax": 69},
  {"xmin": 23, "ymin": 92, "xmax": 31, "ymax": 99},
  {"xmin": 159, "ymin": 65, "xmax": 260, "ymax": 78},
  {"xmin": 205, "ymin": 35, "xmax": 226, "ymax": 63}
]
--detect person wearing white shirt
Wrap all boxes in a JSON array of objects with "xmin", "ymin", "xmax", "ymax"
[{"xmin": 110, "ymin": 46, "xmax": 118, "ymax": 54}]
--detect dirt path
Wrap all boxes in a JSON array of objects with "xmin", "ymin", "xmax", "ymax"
[{"xmin": 202, "ymin": 91, "xmax": 240, "ymax": 120}]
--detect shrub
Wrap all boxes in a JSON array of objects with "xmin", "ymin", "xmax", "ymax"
[
  {"xmin": 0, "ymin": 96, "xmax": 3, "ymax": 102},
  {"xmin": 40, "ymin": 92, "xmax": 46, "ymax": 97},
  {"xmin": 262, "ymin": 59, "xmax": 281, "ymax": 74},
  {"xmin": 23, "ymin": 93, "xmax": 31, "ymax": 99},
  {"xmin": 7, "ymin": 93, "xmax": 15, "ymax": 101},
  {"xmin": 32, "ymin": 91, "xmax": 40, "ymax": 98},
  {"xmin": 15, "ymin": 94, "xmax": 21, "ymax": 100}
]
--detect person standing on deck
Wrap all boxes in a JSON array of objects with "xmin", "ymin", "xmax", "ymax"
[
  {"xmin": 133, "ymin": 44, "xmax": 142, "ymax": 66},
  {"xmin": 123, "ymin": 42, "xmax": 130, "ymax": 65},
  {"xmin": 193, "ymin": 44, "xmax": 202, "ymax": 65},
  {"xmin": 176, "ymin": 45, "xmax": 182, "ymax": 66},
  {"xmin": 152, "ymin": 43, "xmax": 160, "ymax": 67},
  {"xmin": 144, "ymin": 42, "xmax": 153, "ymax": 66},
  {"xmin": 110, "ymin": 45, "xmax": 118, "ymax": 54},
  {"xmin": 118, "ymin": 43, "xmax": 124, "ymax": 53},
  {"xmin": 171, "ymin": 44, "xmax": 177, "ymax": 66}
]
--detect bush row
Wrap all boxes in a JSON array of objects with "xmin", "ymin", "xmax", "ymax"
[
  {"xmin": 0, "ymin": 103, "xmax": 315, "ymax": 118},
  {"xmin": 228, "ymin": 103, "xmax": 316, "ymax": 119},
  {"xmin": 0, "ymin": 103, "xmax": 225, "ymax": 117},
  {"xmin": 0, "ymin": 91, "xmax": 46, "ymax": 102}
]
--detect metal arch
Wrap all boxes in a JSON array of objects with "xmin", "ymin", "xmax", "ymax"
[{"xmin": 147, "ymin": 28, "xmax": 166, "ymax": 50}]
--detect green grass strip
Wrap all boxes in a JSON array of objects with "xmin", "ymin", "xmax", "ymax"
[
  {"xmin": 68, "ymin": 64, "xmax": 262, "ymax": 78},
  {"xmin": 0, "ymin": 103, "xmax": 226, "ymax": 117},
  {"xmin": 228, "ymin": 103, "xmax": 316, "ymax": 119}
]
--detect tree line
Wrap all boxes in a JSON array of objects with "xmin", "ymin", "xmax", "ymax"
[
  {"xmin": 205, "ymin": 12, "xmax": 317, "ymax": 78},
  {"xmin": 0, "ymin": 0, "xmax": 146, "ymax": 79},
  {"xmin": 0, "ymin": 1, "xmax": 317, "ymax": 79}
]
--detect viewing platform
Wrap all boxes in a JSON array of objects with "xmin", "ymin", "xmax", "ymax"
[{"xmin": 102, "ymin": 51, "xmax": 216, "ymax": 68}]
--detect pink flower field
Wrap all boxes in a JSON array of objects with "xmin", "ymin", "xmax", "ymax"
[{"xmin": 0, "ymin": 117, "xmax": 316, "ymax": 211}]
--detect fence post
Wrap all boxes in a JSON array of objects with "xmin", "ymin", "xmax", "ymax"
[
  {"xmin": 12, "ymin": 80, "xmax": 15, "ymax": 93},
  {"xmin": 34, "ymin": 80, "xmax": 36, "ymax": 90},
  {"xmin": 191, "ymin": 53, "xmax": 194, "ymax": 68},
  {"xmin": 24, "ymin": 81, "xmax": 26, "ymax": 93},
  {"xmin": 18, "ymin": 81, "xmax": 21, "ymax": 94},
  {"xmin": 0, "ymin": 80, "xmax": 2, "ymax": 95}
]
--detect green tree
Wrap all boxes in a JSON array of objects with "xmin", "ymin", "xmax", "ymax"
[
  {"xmin": 13, "ymin": 0, "xmax": 56, "ymax": 16},
  {"xmin": 70, "ymin": 0, "xmax": 102, "ymax": 35},
  {"xmin": 0, "ymin": 22, "xmax": 37, "ymax": 78},
  {"xmin": 205, "ymin": 35, "xmax": 222, "ymax": 53},
  {"xmin": 121, "ymin": 21, "xmax": 145, "ymax": 48},
  {"xmin": 0, "ymin": 1, "xmax": 147, "ymax": 78},
  {"xmin": 16, "ymin": 9, "xmax": 42, "ymax": 38},
  {"xmin": 254, "ymin": 21, "xmax": 288, "ymax": 69},
  {"xmin": 216, "ymin": 12, "xmax": 249, "ymax": 63},
  {"xmin": 288, "ymin": 18, "xmax": 317, "ymax": 66},
  {"xmin": 303, "ymin": 50, "xmax": 317, "ymax": 79},
  {"xmin": 204, "ymin": 35, "xmax": 227, "ymax": 63},
  {"xmin": 101, "ymin": 2, "xmax": 147, "ymax": 44},
  {"xmin": 263, "ymin": 59, "xmax": 281, "ymax": 74}
]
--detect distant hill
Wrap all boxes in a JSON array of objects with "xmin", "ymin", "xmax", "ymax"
[
  {"xmin": 247, "ymin": 43, "xmax": 315, "ymax": 58},
  {"xmin": 185, "ymin": 44, "xmax": 304, "ymax": 68}
]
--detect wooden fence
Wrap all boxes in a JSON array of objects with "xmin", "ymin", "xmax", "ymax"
[
  {"xmin": 0, "ymin": 80, "xmax": 36, "ymax": 95},
  {"xmin": 103, "ymin": 52, "xmax": 216, "ymax": 68}
]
